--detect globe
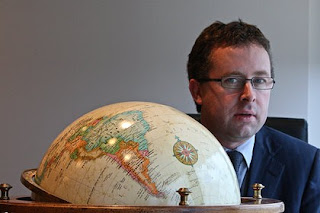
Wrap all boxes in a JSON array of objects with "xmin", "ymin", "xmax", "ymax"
[{"xmin": 33, "ymin": 101, "xmax": 240, "ymax": 206}]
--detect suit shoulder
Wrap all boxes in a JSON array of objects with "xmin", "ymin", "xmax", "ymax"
[{"xmin": 257, "ymin": 126, "xmax": 318, "ymax": 155}]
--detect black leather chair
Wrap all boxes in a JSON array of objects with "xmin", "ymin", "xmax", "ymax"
[
  {"xmin": 187, "ymin": 114, "xmax": 308, "ymax": 143},
  {"xmin": 265, "ymin": 117, "xmax": 308, "ymax": 143}
]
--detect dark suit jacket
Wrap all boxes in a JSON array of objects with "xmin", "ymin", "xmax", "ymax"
[{"xmin": 242, "ymin": 126, "xmax": 320, "ymax": 213}]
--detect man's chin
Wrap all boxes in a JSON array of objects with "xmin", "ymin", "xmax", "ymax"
[{"xmin": 233, "ymin": 125, "xmax": 258, "ymax": 139}]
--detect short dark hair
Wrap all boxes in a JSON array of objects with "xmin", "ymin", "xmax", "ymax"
[{"xmin": 187, "ymin": 20, "xmax": 274, "ymax": 112}]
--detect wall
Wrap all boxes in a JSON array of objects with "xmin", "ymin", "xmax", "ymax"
[
  {"xmin": 309, "ymin": 0, "xmax": 320, "ymax": 151},
  {"xmin": 0, "ymin": 0, "xmax": 315, "ymax": 195}
]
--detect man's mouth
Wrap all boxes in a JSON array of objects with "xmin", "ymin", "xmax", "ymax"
[
  {"xmin": 236, "ymin": 113, "xmax": 254, "ymax": 116},
  {"xmin": 234, "ymin": 112, "xmax": 256, "ymax": 120}
]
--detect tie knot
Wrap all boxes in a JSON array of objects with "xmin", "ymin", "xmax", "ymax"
[{"xmin": 227, "ymin": 150, "xmax": 243, "ymax": 174}]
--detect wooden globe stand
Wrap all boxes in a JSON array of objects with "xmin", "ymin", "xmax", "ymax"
[
  {"xmin": 0, "ymin": 196, "xmax": 284, "ymax": 213},
  {"xmin": 0, "ymin": 169, "xmax": 284, "ymax": 213}
]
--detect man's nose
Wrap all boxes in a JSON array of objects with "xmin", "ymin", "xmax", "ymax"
[{"xmin": 240, "ymin": 81, "xmax": 256, "ymax": 102}]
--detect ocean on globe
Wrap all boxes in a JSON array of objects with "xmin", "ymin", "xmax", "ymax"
[{"xmin": 34, "ymin": 101, "xmax": 240, "ymax": 206}]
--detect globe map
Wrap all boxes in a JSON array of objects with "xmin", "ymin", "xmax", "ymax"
[{"xmin": 34, "ymin": 102, "xmax": 240, "ymax": 206}]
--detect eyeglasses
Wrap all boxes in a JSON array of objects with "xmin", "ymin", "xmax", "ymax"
[{"xmin": 197, "ymin": 76, "xmax": 275, "ymax": 90}]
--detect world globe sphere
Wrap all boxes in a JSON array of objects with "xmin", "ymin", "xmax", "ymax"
[{"xmin": 34, "ymin": 101, "xmax": 240, "ymax": 206}]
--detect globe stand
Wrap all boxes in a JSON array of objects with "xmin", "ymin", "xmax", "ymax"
[{"xmin": 0, "ymin": 169, "xmax": 285, "ymax": 213}]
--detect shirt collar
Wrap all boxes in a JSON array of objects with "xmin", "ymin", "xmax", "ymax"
[{"xmin": 224, "ymin": 135, "xmax": 255, "ymax": 168}]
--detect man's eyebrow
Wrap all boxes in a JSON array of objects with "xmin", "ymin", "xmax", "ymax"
[
  {"xmin": 221, "ymin": 70, "xmax": 271, "ymax": 78},
  {"xmin": 222, "ymin": 71, "xmax": 244, "ymax": 77},
  {"xmin": 227, "ymin": 70, "xmax": 270, "ymax": 76},
  {"xmin": 253, "ymin": 70, "xmax": 271, "ymax": 76}
]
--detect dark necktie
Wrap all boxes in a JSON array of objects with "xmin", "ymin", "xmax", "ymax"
[{"xmin": 227, "ymin": 150, "xmax": 243, "ymax": 185}]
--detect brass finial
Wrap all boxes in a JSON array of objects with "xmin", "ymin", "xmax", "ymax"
[
  {"xmin": 0, "ymin": 183, "xmax": 12, "ymax": 200},
  {"xmin": 252, "ymin": 183, "xmax": 265, "ymax": 199},
  {"xmin": 176, "ymin": 188, "xmax": 191, "ymax": 206}
]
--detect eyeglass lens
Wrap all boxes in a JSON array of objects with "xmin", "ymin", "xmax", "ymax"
[{"xmin": 222, "ymin": 77, "xmax": 274, "ymax": 90}]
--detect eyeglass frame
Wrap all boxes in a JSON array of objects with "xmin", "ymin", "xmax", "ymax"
[{"xmin": 197, "ymin": 76, "xmax": 275, "ymax": 90}]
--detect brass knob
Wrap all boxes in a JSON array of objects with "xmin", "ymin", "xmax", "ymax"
[
  {"xmin": 0, "ymin": 183, "xmax": 12, "ymax": 200},
  {"xmin": 252, "ymin": 183, "xmax": 265, "ymax": 199},
  {"xmin": 176, "ymin": 188, "xmax": 191, "ymax": 206}
]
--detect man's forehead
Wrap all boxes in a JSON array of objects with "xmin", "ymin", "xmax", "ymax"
[
  {"xmin": 211, "ymin": 44, "xmax": 268, "ymax": 56},
  {"xmin": 208, "ymin": 46, "xmax": 271, "ymax": 78}
]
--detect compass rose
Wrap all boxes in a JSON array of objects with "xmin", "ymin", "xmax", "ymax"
[{"xmin": 173, "ymin": 136, "xmax": 198, "ymax": 166}]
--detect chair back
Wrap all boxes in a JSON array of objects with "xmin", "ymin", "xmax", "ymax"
[{"xmin": 265, "ymin": 117, "xmax": 308, "ymax": 142}]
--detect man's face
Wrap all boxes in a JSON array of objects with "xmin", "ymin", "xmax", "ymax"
[{"xmin": 189, "ymin": 44, "xmax": 271, "ymax": 148}]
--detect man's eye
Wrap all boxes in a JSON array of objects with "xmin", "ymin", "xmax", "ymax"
[
  {"xmin": 253, "ymin": 78, "xmax": 267, "ymax": 84},
  {"xmin": 224, "ymin": 77, "xmax": 240, "ymax": 84}
]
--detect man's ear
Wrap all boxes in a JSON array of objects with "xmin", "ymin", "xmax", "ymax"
[{"xmin": 189, "ymin": 79, "xmax": 203, "ymax": 105}]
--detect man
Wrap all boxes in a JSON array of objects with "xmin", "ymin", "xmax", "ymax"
[{"xmin": 187, "ymin": 20, "xmax": 320, "ymax": 213}]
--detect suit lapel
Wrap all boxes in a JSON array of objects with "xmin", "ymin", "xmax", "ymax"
[{"xmin": 243, "ymin": 127, "xmax": 285, "ymax": 198}]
